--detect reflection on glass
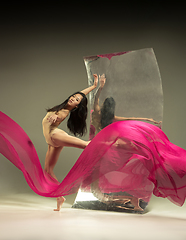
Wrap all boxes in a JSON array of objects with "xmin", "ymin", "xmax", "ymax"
[
  {"xmin": 90, "ymin": 73, "xmax": 161, "ymax": 140},
  {"xmin": 72, "ymin": 48, "xmax": 163, "ymax": 213}
]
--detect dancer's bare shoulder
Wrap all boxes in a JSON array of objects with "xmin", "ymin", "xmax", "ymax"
[{"xmin": 57, "ymin": 109, "xmax": 69, "ymax": 120}]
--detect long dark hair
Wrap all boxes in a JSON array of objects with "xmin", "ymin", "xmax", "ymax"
[
  {"xmin": 46, "ymin": 92, "xmax": 88, "ymax": 136},
  {"xmin": 100, "ymin": 97, "xmax": 116, "ymax": 129}
]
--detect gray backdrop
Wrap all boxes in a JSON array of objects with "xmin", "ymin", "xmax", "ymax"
[{"xmin": 0, "ymin": 5, "xmax": 186, "ymax": 205}]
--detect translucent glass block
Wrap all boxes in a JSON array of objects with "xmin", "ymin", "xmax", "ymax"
[{"xmin": 72, "ymin": 48, "xmax": 163, "ymax": 213}]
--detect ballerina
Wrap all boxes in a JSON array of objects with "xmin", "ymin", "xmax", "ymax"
[{"xmin": 42, "ymin": 75, "xmax": 98, "ymax": 211}]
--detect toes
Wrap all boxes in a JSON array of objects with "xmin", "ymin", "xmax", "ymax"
[{"xmin": 53, "ymin": 208, "xmax": 60, "ymax": 211}]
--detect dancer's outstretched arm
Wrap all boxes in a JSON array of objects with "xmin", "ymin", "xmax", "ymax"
[{"xmin": 81, "ymin": 74, "xmax": 98, "ymax": 95}]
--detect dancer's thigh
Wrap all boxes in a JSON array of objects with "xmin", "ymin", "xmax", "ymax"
[{"xmin": 51, "ymin": 129, "xmax": 86, "ymax": 148}]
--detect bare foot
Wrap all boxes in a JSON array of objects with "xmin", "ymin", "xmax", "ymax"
[{"xmin": 54, "ymin": 196, "xmax": 66, "ymax": 211}]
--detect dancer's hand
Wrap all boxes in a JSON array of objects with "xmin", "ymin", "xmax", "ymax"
[
  {"xmin": 153, "ymin": 119, "xmax": 161, "ymax": 125},
  {"xmin": 93, "ymin": 74, "xmax": 98, "ymax": 88},
  {"xmin": 80, "ymin": 74, "xmax": 98, "ymax": 95},
  {"xmin": 47, "ymin": 114, "xmax": 60, "ymax": 124},
  {"xmin": 99, "ymin": 74, "xmax": 106, "ymax": 88},
  {"xmin": 148, "ymin": 119, "xmax": 162, "ymax": 128}
]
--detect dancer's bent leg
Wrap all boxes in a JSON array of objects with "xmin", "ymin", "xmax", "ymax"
[{"xmin": 51, "ymin": 130, "xmax": 89, "ymax": 149}]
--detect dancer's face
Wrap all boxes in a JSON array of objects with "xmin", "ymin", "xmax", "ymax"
[{"xmin": 68, "ymin": 94, "xmax": 83, "ymax": 109}]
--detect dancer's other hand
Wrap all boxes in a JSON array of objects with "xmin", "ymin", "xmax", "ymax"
[{"xmin": 93, "ymin": 74, "xmax": 98, "ymax": 88}]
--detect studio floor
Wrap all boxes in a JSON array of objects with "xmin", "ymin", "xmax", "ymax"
[{"xmin": 0, "ymin": 193, "xmax": 186, "ymax": 240}]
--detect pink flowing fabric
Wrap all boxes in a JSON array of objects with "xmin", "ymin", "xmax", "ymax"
[
  {"xmin": 1, "ymin": 111, "xmax": 186, "ymax": 206},
  {"xmin": 97, "ymin": 51, "xmax": 130, "ymax": 60}
]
